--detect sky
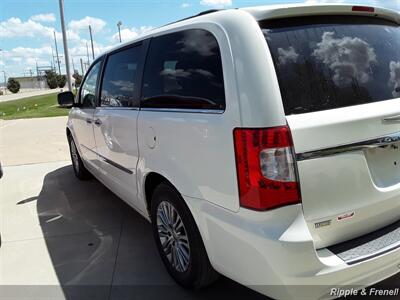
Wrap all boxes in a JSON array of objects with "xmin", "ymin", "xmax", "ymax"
[{"xmin": 0, "ymin": 0, "xmax": 399, "ymax": 78}]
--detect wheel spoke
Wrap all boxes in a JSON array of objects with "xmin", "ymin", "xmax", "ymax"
[
  {"xmin": 175, "ymin": 245, "xmax": 185, "ymax": 272},
  {"xmin": 174, "ymin": 216, "xmax": 183, "ymax": 232},
  {"xmin": 162, "ymin": 203, "xmax": 172, "ymax": 225},
  {"xmin": 178, "ymin": 234, "xmax": 189, "ymax": 247},
  {"xmin": 167, "ymin": 203, "xmax": 174, "ymax": 225},
  {"xmin": 171, "ymin": 243, "xmax": 178, "ymax": 269},
  {"xmin": 158, "ymin": 227, "xmax": 169, "ymax": 239},
  {"xmin": 158, "ymin": 207, "xmax": 170, "ymax": 229},
  {"xmin": 162, "ymin": 237, "xmax": 173, "ymax": 254},
  {"xmin": 70, "ymin": 141, "xmax": 80, "ymax": 170},
  {"xmin": 176, "ymin": 243, "xmax": 189, "ymax": 266}
]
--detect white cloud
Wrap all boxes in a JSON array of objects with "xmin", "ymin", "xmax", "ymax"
[
  {"xmin": 181, "ymin": 3, "xmax": 191, "ymax": 8},
  {"xmin": 389, "ymin": 61, "xmax": 400, "ymax": 97},
  {"xmin": 69, "ymin": 38, "xmax": 112, "ymax": 59},
  {"xmin": 200, "ymin": 0, "xmax": 232, "ymax": 7},
  {"xmin": 313, "ymin": 31, "xmax": 377, "ymax": 86},
  {"xmin": 111, "ymin": 26, "xmax": 154, "ymax": 42},
  {"xmin": 66, "ymin": 29, "xmax": 80, "ymax": 41},
  {"xmin": 278, "ymin": 46, "xmax": 299, "ymax": 64},
  {"xmin": 1, "ymin": 46, "xmax": 53, "ymax": 76},
  {"xmin": 1, "ymin": 14, "xmax": 155, "ymax": 77},
  {"xmin": 3, "ymin": 46, "xmax": 52, "ymax": 60},
  {"xmin": 68, "ymin": 16, "xmax": 106, "ymax": 34},
  {"xmin": 0, "ymin": 16, "xmax": 80, "ymax": 43},
  {"xmin": 30, "ymin": 13, "xmax": 56, "ymax": 23},
  {"xmin": 0, "ymin": 17, "xmax": 57, "ymax": 39}
]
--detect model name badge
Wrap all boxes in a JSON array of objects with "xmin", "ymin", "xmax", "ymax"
[
  {"xmin": 378, "ymin": 135, "xmax": 400, "ymax": 144},
  {"xmin": 315, "ymin": 220, "xmax": 331, "ymax": 228},
  {"xmin": 337, "ymin": 212, "xmax": 355, "ymax": 221}
]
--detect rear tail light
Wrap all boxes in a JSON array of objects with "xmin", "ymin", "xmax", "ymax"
[
  {"xmin": 233, "ymin": 126, "xmax": 301, "ymax": 211},
  {"xmin": 352, "ymin": 6, "xmax": 375, "ymax": 12}
]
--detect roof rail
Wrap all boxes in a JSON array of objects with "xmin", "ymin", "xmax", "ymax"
[
  {"xmin": 197, "ymin": 9, "xmax": 221, "ymax": 16},
  {"xmin": 161, "ymin": 9, "xmax": 223, "ymax": 28}
]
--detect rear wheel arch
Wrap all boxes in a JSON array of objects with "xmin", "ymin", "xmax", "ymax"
[{"xmin": 144, "ymin": 172, "xmax": 176, "ymax": 215}]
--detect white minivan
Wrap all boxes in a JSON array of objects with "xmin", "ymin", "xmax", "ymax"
[{"xmin": 60, "ymin": 3, "xmax": 400, "ymax": 299}]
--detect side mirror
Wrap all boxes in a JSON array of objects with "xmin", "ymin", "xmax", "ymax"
[{"xmin": 57, "ymin": 91, "xmax": 75, "ymax": 108}]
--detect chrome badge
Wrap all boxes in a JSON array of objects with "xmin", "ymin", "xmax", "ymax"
[{"xmin": 315, "ymin": 220, "xmax": 331, "ymax": 228}]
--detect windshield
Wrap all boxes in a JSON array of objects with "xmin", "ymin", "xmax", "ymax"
[{"xmin": 260, "ymin": 16, "xmax": 400, "ymax": 115}]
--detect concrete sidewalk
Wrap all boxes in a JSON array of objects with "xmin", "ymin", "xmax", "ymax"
[
  {"xmin": 0, "ymin": 116, "xmax": 69, "ymax": 166},
  {"xmin": 0, "ymin": 117, "xmax": 265, "ymax": 300},
  {"xmin": 1, "ymin": 162, "xmax": 266, "ymax": 300}
]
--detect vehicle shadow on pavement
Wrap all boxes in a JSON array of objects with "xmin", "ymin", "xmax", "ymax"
[{"xmin": 33, "ymin": 164, "xmax": 268, "ymax": 300}]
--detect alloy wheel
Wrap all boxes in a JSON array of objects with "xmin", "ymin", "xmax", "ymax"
[
  {"xmin": 70, "ymin": 139, "xmax": 80, "ymax": 172},
  {"xmin": 156, "ymin": 201, "xmax": 190, "ymax": 272}
]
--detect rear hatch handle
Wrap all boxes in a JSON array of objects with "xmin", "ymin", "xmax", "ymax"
[
  {"xmin": 383, "ymin": 114, "xmax": 400, "ymax": 123},
  {"xmin": 297, "ymin": 131, "xmax": 400, "ymax": 161}
]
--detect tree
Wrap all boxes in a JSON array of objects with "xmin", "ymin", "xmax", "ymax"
[
  {"xmin": 45, "ymin": 70, "xmax": 58, "ymax": 89},
  {"xmin": 72, "ymin": 71, "xmax": 83, "ymax": 88},
  {"xmin": 57, "ymin": 74, "xmax": 67, "ymax": 88},
  {"xmin": 7, "ymin": 78, "xmax": 20, "ymax": 94}
]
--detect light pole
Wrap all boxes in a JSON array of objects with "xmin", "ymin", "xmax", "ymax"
[
  {"xmin": 71, "ymin": 58, "xmax": 75, "ymax": 73},
  {"xmin": 53, "ymin": 31, "xmax": 61, "ymax": 75},
  {"xmin": 89, "ymin": 25, "xmax": 95, "ymax": 60},
  {"xmin": 80, "ymin": 58, "xmax": 84, "ymax": 75},
  {"xmin": 0, "ymin": 49, "xmax": 5, "ymax": 94},
  {"xmin": 0, "ymin": 49, "xmax": 6, "ymax": 94},
  {"xmin": 117, "ymin": 21, "xmax": 122, "ymax": 43},
  {"xmin": 2, "ymin": 71, "xmax": 6, "ymax": 95},
  {"xmin": 86, "ymin": 42, "xmax": 90, "ymax": 65},
  {"xmin": 58, "ymin": 0, "xmax": 72, "ymax": 91}
]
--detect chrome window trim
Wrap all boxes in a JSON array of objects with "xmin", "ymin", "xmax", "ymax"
[
  {"xmin": 296, "ymin": 131, "xmax": 400, "ymax": 161},
  {"xmin": 140, "ymin": 107, "xmax": 224, "ymax": 114},
  {"xmin": 97, "ymin": 107, "xmax": 139, "ymax": 111}
]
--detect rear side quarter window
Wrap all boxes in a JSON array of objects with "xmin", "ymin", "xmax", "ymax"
[{"xmin": 141, "ymin": 29, "xmax": 225, "ymax": 110}]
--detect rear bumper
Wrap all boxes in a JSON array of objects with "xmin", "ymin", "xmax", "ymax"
[{"xmin": 184, "ymin": 197, "xmax": 400, "ymax": 300}]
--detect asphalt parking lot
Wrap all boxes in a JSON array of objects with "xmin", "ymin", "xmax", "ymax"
[{"xmin": 0, "ymin": 116, "xmax": 398, "ymax": 300}]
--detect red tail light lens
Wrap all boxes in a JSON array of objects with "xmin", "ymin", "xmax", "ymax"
[
  {"xmin": 233, "ymin": 126, "xmax": 301, "ymax": 211},
  {"xmin": 352, "ymin": 6, "xmax": 374, "ymax": 12}
]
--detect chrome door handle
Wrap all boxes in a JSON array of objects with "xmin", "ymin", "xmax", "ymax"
[
  {"xmin": 86, "ymin": 119, "xmax": 92, "ymax": 124},
  {"xmin": 383, "ymin": 115, "xmax": 400, "ymax": 123},
  {"xmin": 94, "ymin": 119, "xmax": 102, "ymax": 126}
]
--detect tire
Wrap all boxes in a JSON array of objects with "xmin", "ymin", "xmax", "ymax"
[
  {"xmin": 151, "ymin": 183, "xmax": 219, "ymax": 289},
  {"xmin": 68, "ymin": 135, "xmax": 92, "ymax": 180}
]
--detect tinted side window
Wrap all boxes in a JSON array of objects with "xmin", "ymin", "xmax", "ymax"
[
  {"xmin": 142, "ymin": 29, "xmax": 225, "ymax": 110},
  {"xmin": 80, "ymin": 60, "xmax": 101, "ymax": 108},
  {"xmin": 100, "ymin": 45, "xmax": 143, "ymax": 107}
]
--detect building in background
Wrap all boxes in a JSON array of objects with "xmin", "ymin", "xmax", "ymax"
[{"xmin": 9, "ymin": 76, "xmax": 49, "ymax": 90}]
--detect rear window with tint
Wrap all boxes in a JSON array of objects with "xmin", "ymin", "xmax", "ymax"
[{"xmin": 260, "ymin": 16, "xmax": 400, "ymax": 115}]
